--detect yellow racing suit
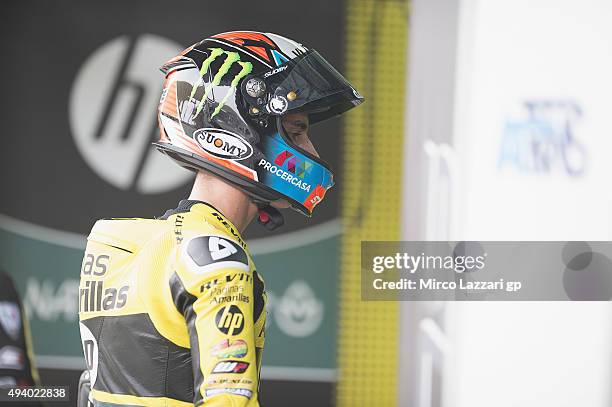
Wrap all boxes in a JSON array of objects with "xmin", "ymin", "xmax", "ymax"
[{"xmin": 78, "ymin": 200, "xmax": 266, "ymax": 406}]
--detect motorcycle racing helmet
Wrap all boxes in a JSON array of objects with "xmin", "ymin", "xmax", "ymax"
[{"xmin": 155, "ymin": 31, "xmax": 364, "ymax": 217}]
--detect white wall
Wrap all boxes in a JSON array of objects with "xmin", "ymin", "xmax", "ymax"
[
  {"xmin": 402, "ymin": 1, "xmax": 612, "ymax": 406},
  {"xmin": 453, "ymin": 0, "xmax": 612, "ymax": 241},
  {"xmin": 449, "ymin": 1, "xmax": 612, "ymax": 406}
]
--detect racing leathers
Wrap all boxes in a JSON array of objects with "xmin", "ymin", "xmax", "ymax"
[{"xmin": 78, "ymin": 200, "xmax": 266, "ymax": 406}]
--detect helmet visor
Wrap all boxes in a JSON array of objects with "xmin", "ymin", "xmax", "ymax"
[{"xmin": 262, "ymin": 50, "xmax": 364, "ymax": 124}]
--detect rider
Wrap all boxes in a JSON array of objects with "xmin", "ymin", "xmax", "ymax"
[{"xmin": 78, "ymin": 31, "xmax": 363, "ymax": 406}]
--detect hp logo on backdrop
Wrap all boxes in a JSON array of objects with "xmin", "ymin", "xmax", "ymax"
[{"xmin": 69, "ymin": 34, "xmax": 192, "ymax": 193}]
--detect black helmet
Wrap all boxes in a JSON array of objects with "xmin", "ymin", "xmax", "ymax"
[{"xmin": 155, "ymin": 31, "xmax": 364, "ymax": 218}]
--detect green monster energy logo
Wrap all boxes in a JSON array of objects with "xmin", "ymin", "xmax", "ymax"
[{"xmin": 190, "ymin": 48, "xmax": 253, "ymax": 119}]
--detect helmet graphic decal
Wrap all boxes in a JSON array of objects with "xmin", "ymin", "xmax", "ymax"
[
  {"xmin": 256, "ymin": 132, "xmax": 333, "ymax": 213},
  {"xmin": 211, "ymin": 31, "xmax": 298, "ymax": 67},
  {"xmin": 271, "ymin": 50, "xmax": 290, "ymax": 66},
  {"xmin": 212, "ymin": 62, "xmax": 252, "ymax": 118},
  {"xmin": 274, "ymin": 151, "xmax": 313, "ymax": 178},
  {"xmin": 189, "ymin": 48, "xmax": 253, "ymax": 118}
]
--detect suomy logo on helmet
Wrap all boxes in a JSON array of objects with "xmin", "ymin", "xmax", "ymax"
[
  {"xmin": 194, "ymin": 128, "xmax": 253, "ymax": 160},
  {"xmin": 274, "ymin": 150, "xmax": 313, "ymax": 178},
  {"xmin": 190, "ymin": 48, "xmax": 253, "ymax": 119}
]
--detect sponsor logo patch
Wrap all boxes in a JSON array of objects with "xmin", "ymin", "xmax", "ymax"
[
  {"xmin": 200, "ymin": 273, "xmax": 250, "ymax": 292},
  {"xmin": 79, "ymin": 255, "xmax": 129, "ymax": 314},
  {"xmin": 258, "ymin": 158, "xmax": 312, "ymax": 192},
  {"xmin": 274, "ymin": 150, "xmax": 313, "ymax": 178},
  {"xmin": 189, "ymin": 47, "xmax": 253, "ymax": 119},
  {"xmin": 194, "ymin": 128, "xmax": 253, "ymax": 161},
  {"xmin": 215, "ymin": 305, "xmax": 244, "ymax": 336},
  {"xmin": 211, "ymin": 292, "xmax": 250, "ymax": 305},
  {"xmin": 211, "ymin": 360, "xmax": 249, "ymax": 374},
  {"xmin": 205, "ymin": 377, "xmax": 253, "ymax": 386},
  {"xmin": 205, "ymin": 387, "xmax": 252, "ymax": 399},
  {"xmin": 186, "ymin": 236, "xmax": 249, "ymax": 274},
  {"xmin": 263, "ymin": 65, "xmax": 288, "ymax": 78},
  {"xmin": 210, "ymin": 283, "xmax": 250, "ymax": 304},
  {"xmin": 210, "ymin": 339, "xmax": 248, "ymax": 359}
]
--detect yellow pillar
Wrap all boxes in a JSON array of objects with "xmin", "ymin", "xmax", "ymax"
[{"xmin": 337, "ymin": 1, "xmax": 409, "ymax": 406}]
